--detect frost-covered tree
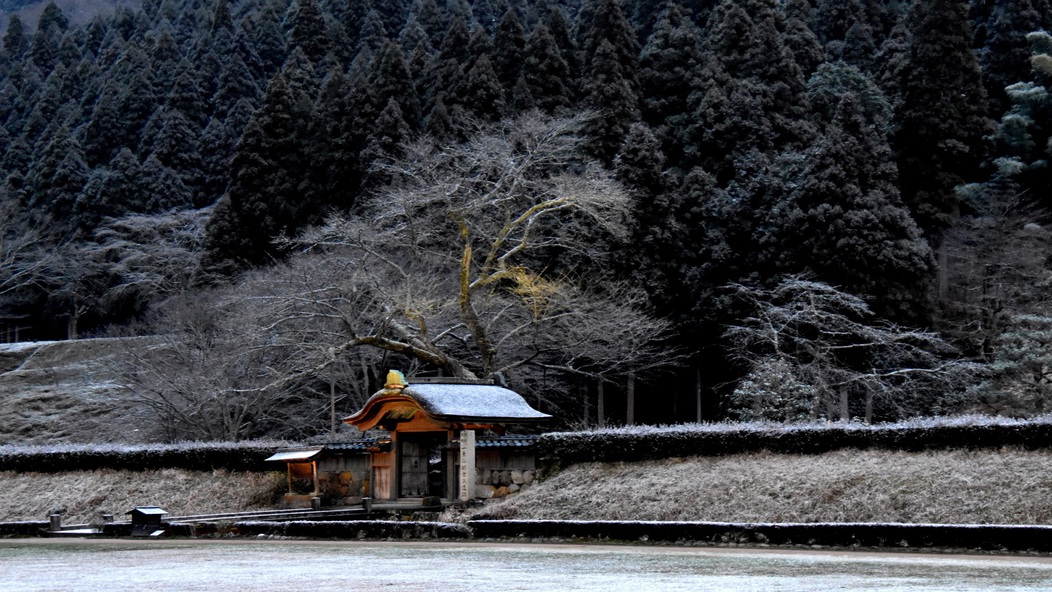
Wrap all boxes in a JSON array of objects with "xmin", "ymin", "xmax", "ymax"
[
  {"xmin": 0, "ymin": 195, "xmax": 50, "ymax": 308},
  {"xmin": 980, "ymin": 310, "xmax": 1052, "ymax": 416},
  {"xmin": 983, "ymin": 31, "xmax": 1052, "ymax": 211},
  {"xmin": 893, "ymin": 0, "xmax": 991, "ymax": 238},
  {"xmin": 215, "ymin": 114, "xmax": 678, "ymax": 410},
  {"xmin": 637, "ymin": 3, "xmax": 703, "ymax": 168},
  {"xmin": 286, "ymin": 0, "xmax": 332, "ymax": 65},
  {"xmin": 976, "ymin": 0, "xmax": 1042, "ymax": 114},
  {"xmin": 522, "ymin": 22, "xmax": 571, "ymax": 114},
  {"xmin": 937, "ymin": 188, "xmax": 1052, "ymax": 418},
  {"xmin": 89, "ymin": 208, "xmax": 209, "ymax": 312},
  {"xmin": 727, "ymin": 358, "xmax": 816, "ymax": 422},
  {"xmin": 761, "ymin": 91, "xmax": 933, "ymax": 324},
  {"xmin": 202, "ymin": 52, "xmax": 318, "ymax": 274},
  {"xmin": 120, "ymin": 287, "xmax": 339, "ymax": 441},
  {"xmin": 725, "ymin": 277, "xmax": 977, "ymax": 423}
]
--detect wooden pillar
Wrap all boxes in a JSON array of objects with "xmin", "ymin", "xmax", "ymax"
[
  {"xmin": 458, "ymin": 429, "xmax": 476, "ymax": 501},
  {"xmin": 311, "ymin": 461, "xmax": 319, "ymax": 496}
]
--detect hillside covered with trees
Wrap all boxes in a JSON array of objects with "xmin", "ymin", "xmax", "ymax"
[{"xmin": 2, "ymin": 0, "xmax": 1051, "ymax": 440}]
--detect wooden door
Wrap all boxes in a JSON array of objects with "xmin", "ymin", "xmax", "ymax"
[
  {"xmin": 371, "ymin": 452, "xmax": 394, "ymax": 500},
  {"xmin": 400, "ymin": 439, "xmax": 428, "ymax": 497}
]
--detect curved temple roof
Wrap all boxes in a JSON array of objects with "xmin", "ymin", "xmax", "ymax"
[{"xmin": 345, "ymin": 382, "xmax": 550, "ymax": 430}]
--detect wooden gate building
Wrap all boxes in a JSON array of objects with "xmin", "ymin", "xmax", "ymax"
[{"xmin": 343, "ymin": 373, "xmax": 550, "ymax": 502}]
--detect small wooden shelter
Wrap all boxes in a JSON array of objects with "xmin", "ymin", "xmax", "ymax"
[
  {"xmin": 343, "ymin": 372, "xmax": 550, "ymax": 502},
  {"xmin": 127, "ymin": 506, "xmax": 167, "ymax": 537},
  {"xmin": 265, "ymin": 440, "xmax": 385, "ymax": 507}
]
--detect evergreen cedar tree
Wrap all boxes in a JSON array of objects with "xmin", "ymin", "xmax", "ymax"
[{"xmin": 0, "ymin": 0, "xmax": 1047, "ymax": 422}]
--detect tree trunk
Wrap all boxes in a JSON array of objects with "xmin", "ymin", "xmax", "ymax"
[
  {"xmin": 695, "ymin": 365, "xmax": 703, "ymax": 423},
  {"xmin": 812, "ymin": 380, "xmax": 826, "ymax": 421},
  {"xmin": 454, "ymin": 218, "xmax": 497, "ymax": 374},
  {"xmin": 864, "ymin": 387, "xmax": 874, "ymax": 425},
  {"xmin": 839, "ymin": 385, "xmax": 849, "ymax": 422},
  {"xmin": 938, "ymin": 241, "xmax": 949, "ymax": 305},
  {"xmin": 597, "ymin": 381, "xmax": 606, "ymax": 428},
  {"xmin": 66, "ymin": 313, "xmax": 78, "ymax": 340},
  {"xmin": 626, "ymin": 375, "xmax": 635, "ymax": 425},
  {"xmin": 330, "ymin": 377, "xmax": 337, "ymax": 437},
  {"xmin": 583, "ymin": 381, "xmax": 590, "ymax": 426}
]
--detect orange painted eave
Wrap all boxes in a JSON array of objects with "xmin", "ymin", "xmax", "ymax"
[
  {"xmin": 343, "ymin": 393, "xmax": 419, "ymax": 431},
  {"xmin": 343, "ymin": 392, "xmax": 505, "ymax": 432}
]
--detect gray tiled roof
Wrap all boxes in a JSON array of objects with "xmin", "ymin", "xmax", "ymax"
[{"xmin": 399, "ymin": 383, "xmax": 551, "ymax": 422}]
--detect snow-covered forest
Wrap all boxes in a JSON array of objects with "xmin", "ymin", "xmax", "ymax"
[{"xmin": 1, "ymin": 0, "xmax": 1051, "ymax": 439}]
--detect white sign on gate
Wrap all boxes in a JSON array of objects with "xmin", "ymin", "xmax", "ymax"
[{"xmin": 458, "ymin": 429, "xmax": 476, "ymax": 501}]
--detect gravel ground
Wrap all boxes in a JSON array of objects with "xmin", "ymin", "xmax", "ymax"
[{"xmin": 2, "ymin": 540, "xmax": 1052, "ymax": 591}]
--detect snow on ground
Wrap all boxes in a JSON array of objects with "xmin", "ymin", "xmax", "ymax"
[
  {"xmin": 0, "ymin": 341, "xmax": 53, "ymax": 354},
  {"xmin": 1, "ymin": 540, "xmax": 1051, "ymax": 592}
]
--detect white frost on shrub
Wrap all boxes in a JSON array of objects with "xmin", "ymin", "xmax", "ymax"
[
  {"xmin": 543, "ymin": 413, "xmax": 1052, "ymax": 440},
  {"xmin": 0, "ymin": 439, "xmax": 290, "ymax": 457}
]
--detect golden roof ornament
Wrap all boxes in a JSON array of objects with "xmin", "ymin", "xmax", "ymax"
[{"xmin": 384, "ymin": 369, "xmax": 408, "ymax": 391}]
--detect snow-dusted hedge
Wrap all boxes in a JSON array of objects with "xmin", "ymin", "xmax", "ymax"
[
  {"xmin": 468, "ymin": 519, "xmax": 1052, "ymax": 552},
  {"xmin": 537, "ymin": 416, "xmax": 1052, "ymax": 464},
  {"xmin": 0, "ymin": 441, "xmax": 286, "ymax": 473}
]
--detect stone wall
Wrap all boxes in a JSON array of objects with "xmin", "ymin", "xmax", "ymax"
[
  {"xmin": 475, "ymin": 468, "xmax": 537, "ymax": 499},
  {"xmin": 474, "ymin": 449, "xmax": 536, "ymax": 499}
]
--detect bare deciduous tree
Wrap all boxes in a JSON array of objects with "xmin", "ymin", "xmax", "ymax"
[
  {"xmin": 725, "ymin": 276, "xmax": 979, "ymax": 423},
  {"xmin": 940, "ymin": 188, "xmax": 1052, "ymax": 415},
  {"xmin": 934, "ymin": 190, "xmax": 1052, "ymax": 416},
  {"xmin": 126, "ymin": 114, "xmax": 678, "ymax": 439},
  {"xmin": 90, "ymin": 208, "xmax": 211, "ymax": 309},
  {"xmin": 0, "ymin": 213, "xmax": 47, "ymax": 297},
  {"xmin": 26, "ymin": 208, "xmax": 211, "ymax": 340},
  {"xmin": 939, "ymin": 188, "xmax": 1052, "ymax": 360},
  {"xmin": 238, "ymin": 113, "xmax": 678, "ymax": 408},
  {"xmin": 117, "ymin": 287, "xmax": 372, "ymax": 442},
  {"xmin": 0, "ymin": 197, "xmax": 53, "ymax": 338}
]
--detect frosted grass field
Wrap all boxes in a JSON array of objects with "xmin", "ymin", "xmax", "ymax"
[{"xmin": 2, "ymin": 540, "xmax": 1052, "ymax": 591}]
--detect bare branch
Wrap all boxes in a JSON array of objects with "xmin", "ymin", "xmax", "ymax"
[{"xmin": 724, "ymin": 276, "xmax": 979, "ymax": 423}]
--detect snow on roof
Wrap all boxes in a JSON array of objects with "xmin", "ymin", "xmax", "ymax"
[
  {"xmin": 266, "ymin": 442, "xmax": 384, "ymax": 460},
  {"xmin": 400, "ymin": 383, "xmax": 550, "ymax": 422},
  {"xmin": 265, "ymin": 447, "xmax": 324, "ymax": 462},
  {"xmin": 127, "ymin": 506, "xmax": 168, "ymax": 516}
]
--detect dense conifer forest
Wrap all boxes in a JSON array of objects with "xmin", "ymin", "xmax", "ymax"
[{"xmin": 2, "ymin": 0, "xmax": 1052, "ymax": 439}]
